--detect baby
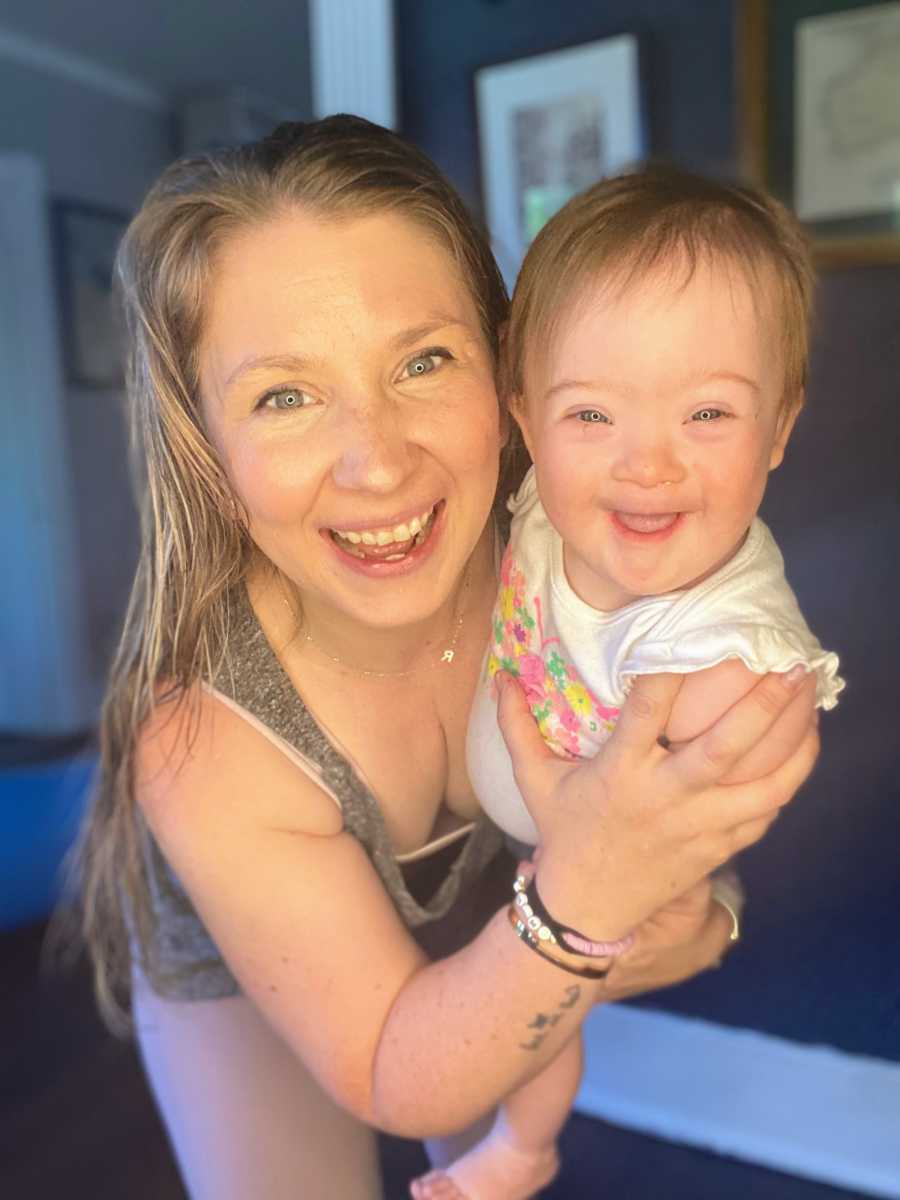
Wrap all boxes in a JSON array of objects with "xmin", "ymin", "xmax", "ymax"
[{"xmin": 412, "ymin": 166, "xmax": 843, "ymax": 1200}]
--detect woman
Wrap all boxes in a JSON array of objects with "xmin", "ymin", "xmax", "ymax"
[{"xmin": 79, "ymin": 117, "xmax": 818, "ymax": 1200}]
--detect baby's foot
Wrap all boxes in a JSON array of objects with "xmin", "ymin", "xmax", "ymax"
[{"xmin": 409, "ymin": 1135, "xmax": 559, "ymax": 1200}]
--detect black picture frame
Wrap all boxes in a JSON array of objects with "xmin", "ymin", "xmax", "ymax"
[{"xmin": 52, "ymin": 200, "xmax": 129, "ymax": 388}]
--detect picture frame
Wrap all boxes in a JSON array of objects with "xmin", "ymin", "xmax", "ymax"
[
  {"xmin": 475, "ymin": 35, "xmax": 645, "ymax": 288},
  {"xmin": 738, "ymin": 0, "xmax": 900, "ymax": 266},
  {"xmin": 52, "ymin": 201, "xmax": 129, "ymax": 388}
]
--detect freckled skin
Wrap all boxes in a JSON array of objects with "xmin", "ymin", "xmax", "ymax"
[
  {"xmin": 199, "ymin": 210, "xmax": 503, "ymax": 643},
  {"xmin": 516, "ymin": 260, "xmax": 798, "ymax": 613}
]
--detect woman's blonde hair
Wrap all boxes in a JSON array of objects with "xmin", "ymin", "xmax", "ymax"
[
  {"xmin": 507, "ymin": 164, "xmax": 815, "ymax": 427},
  {"xmin": 74, "ymin": 115, "xmax": 509, "ymax": 1030}
]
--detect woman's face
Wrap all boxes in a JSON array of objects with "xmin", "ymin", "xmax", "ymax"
[{"xmin": 200, "ymin": 208, "xmax": 502, "ymax": 630}]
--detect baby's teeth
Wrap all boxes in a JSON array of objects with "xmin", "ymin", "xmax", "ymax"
[
  {"xmin": 342, "ymin": 530, "xmax": 362, "ymax": 544},
  {"xmin": 360, "ymin": 531, "xmax": 377, "ymax": 546},
  {"xmin": 393, "ymin": 522, "xmax": 411, "ymax": 541},
  {"xmin": 408, "ymin": 516, "xmax": 422, "ymax": 536},
  {"xmin": 376, "ymin": 529, "xmax": 394, "ymax": 546}
]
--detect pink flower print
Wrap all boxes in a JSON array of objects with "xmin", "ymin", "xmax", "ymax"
[
  {"xmin": 558, "ymin": 705, "xmax": 580, "ymax": 734},
  {"xmin": 552, "ymin": 726, "xmax": 581, "ymax": 758},
  {"xmin": 518, "ymin": 653, "xmax": 546, "ymax": 690}
]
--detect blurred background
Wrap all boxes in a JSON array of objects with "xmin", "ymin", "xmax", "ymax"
[{"xmin": 1, "ymin": 1, "xmax": 898, "ymax": 1197}]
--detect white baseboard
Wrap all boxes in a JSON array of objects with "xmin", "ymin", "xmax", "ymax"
[{"xmin": 577, "ymin": 1005, "xmax": 900, "ymax": 1199}]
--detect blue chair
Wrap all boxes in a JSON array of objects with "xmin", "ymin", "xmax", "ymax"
[{"xmin": 0, "ymin": 737, "xmax": 95, "ymax": 930}]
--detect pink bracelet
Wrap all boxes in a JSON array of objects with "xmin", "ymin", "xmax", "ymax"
[{"xmin": 512, "ymin": 873, "xmax": 635, "ymax": 959}]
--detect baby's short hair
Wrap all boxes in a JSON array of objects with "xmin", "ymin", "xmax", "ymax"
[{"xmin": 506, "ymin": 164, "xmax": 815, "ymax": 423}]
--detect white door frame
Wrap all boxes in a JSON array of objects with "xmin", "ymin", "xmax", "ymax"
[{"xmin": 0, "ymin": 153, "xmax": 90, "ymax": 733}]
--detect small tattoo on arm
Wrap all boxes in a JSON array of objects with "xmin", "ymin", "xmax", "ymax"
[
  {"xmin": 527, "ymin": 1012, "xmax": 561, "ymax": 1031},
  {"xmin": 520, "ymin": 1034, "xmax": 546, "ymax": 1051},
  {"xmin": 518, "ymin": 985, "xmax": 583, "ymax": 1049}
]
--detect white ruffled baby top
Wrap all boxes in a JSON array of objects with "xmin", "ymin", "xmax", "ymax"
[{"xmin": 467, "ymin": 467, "xmax": 844, "ymax": 844}]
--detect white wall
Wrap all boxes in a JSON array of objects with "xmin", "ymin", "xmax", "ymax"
[{"xmin": 0, "ymin": 37, "xmax": 174, "ymax": 728}]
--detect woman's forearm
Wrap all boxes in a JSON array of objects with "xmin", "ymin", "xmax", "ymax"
[{"xmin": 369, "ymin": 906, "xmax": 603, "ymax": 1137}]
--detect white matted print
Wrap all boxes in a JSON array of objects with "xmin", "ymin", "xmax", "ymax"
[
  {"xmin": 476, "ymin": 36, "xmax": 644, "ymax": 288},
  {"xmin": 795, "ymin": 2, "xmax": 900, "ymax": 221}
]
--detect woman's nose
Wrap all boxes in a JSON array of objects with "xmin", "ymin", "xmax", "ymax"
[
  {"xmin": 330, "ymin": 399, "xmax": 418, "ymax": 493},
  {"xmin": 610, "ymin": 429, "xmax": 686, "ymax": 488}
]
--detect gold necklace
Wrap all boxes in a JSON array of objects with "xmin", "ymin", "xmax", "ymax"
[{"xmin": 284, "ymin": 564, "xmax": 471, "ymax": 679}]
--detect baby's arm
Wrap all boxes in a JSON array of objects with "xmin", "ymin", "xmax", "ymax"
[{"xmin": 664, "ymin": 659, "xmax": 813, "ymax": 784}]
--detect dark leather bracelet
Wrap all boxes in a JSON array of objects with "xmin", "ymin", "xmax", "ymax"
[
  {"xmin": 513, "ymin": 874, "xmax": 635, "ymax": 958},
  {"xmin": 507, "ymin": 905, "xmax": 612, "ymax": 979}
]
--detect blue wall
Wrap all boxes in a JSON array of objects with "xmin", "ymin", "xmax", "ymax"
[
  {"xmin": 398, "ymin": 0, "xmax": 900, "ymax": 1062},
  {"xmin": 398, "ymin": 0, "xmax": 736, "ymax": 215}
]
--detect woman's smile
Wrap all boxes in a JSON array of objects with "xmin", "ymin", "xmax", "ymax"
[
  {"xmin": 324, "ymin": 499, "xmax": 446, "ymax": 576},
  {"xmin": 199, "ymin": 208, "xmax": 503, "ymax": 631}
]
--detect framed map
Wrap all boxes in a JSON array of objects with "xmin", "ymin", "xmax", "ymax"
[
  {"xmin": 475, "ymin": 36, "xmax": 645, "ymax": 288},
  {"xmin": 738, "ymin": 0, "xmax": 900, "ymax": 264}
]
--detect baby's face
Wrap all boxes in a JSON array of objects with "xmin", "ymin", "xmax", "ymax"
[{"xmin": 516, "ymin": 257, "xmax": 796, "ymax": 611}]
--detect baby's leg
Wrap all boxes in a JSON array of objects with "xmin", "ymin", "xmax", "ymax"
[
  {"xmin": 133, "ymin": 972, "xmax": 383, "ymax": 1199},
  {"xmin": 410, "ymin": 1033, "xmax": 583, "ymax": 1200}
]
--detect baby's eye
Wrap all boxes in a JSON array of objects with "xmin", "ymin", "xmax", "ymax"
[
  {"xmin": 260, "ymin": 387, "xmax": 314, "ymax": 412},
  {"xmin": 402, "ymin": 349, "xmax": 452, "ymax": 378},
  {"xmin": 576, "ymin": 410, "xmax": 610, "ymax": 424},
  {"xmin": 691, "ymin": 408, "xmax": 727, "ymax": 423}
]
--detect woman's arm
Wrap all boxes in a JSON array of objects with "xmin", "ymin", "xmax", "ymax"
[
  {"xmin": 138, "ymin": 668, "xmax": 816, "ymax": 1139},
  {"xmin": 139, "ymin": 691, "xmax": 603, "ymax": 1137}
]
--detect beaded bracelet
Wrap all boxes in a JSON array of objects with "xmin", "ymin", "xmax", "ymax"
[
  {"xmin": 512, "ymin": 874, "xmax": 635, "ymax": 959},
  {"xmin": 507, "ymin": 905, "xmax": 612, "ymax": 980}
]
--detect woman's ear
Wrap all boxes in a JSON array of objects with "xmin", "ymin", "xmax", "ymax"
[{"xmin": 769, "ymin": 393, "xmax": 802, "ymax": 471}]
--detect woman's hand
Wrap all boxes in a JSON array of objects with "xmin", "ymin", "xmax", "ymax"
[
  {"xmin": 496, "ymin": 668, "xmax": 818, "ymax": 942},
  {"xmin": 601, "ymin": 878, "xmax": 734, "ymax": 1000}
]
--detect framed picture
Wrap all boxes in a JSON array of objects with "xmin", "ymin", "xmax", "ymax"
[
  {"xmin": 738, "ymin": 0, "xmax": 900, "ymax": 265},
  {"xmin": 53, "ymin": 201, "xmax": 129, "ymax": 387},
  {"xmin": 475, "ymin": 35, "xmax": 645, "ymax": 287}
]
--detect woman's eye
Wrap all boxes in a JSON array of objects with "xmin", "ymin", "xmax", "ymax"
[
  {"xmin": 691, "ymin": 408, "xmax": 726, "ymax": 423},
  {"xmin": 260, "ymin": 387, "xmax": 313, "ymax": 412},
  {"xmin": 576, "ymin": 410, "xmax": 610, "ymax": 424},
  {"xmin": 402, "ymin": 349, "xmax": 451, "ymax": 379}
]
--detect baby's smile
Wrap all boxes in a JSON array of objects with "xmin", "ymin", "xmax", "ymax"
[{"xmin": 610, "ymin": 511, "xmax": 683, "ymax": 539}]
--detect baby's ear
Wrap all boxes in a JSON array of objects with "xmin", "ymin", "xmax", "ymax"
[
  {"xmin": 769, "ymin": 393, "xmax": 803, "ymax": 470},
  {"xmin": 509, "ymin": 395, "xmax": 537, "ymax": 459}
]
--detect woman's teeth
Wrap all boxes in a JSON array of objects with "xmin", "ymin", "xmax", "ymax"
[{"xmin": 330, "ymin": 505, "xmax": 436, "ymax": 558}]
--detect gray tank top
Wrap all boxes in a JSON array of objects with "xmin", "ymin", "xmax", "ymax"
[{"xmin": 138, "ymin": 586, "xmax": 505, "ymax": 1000}]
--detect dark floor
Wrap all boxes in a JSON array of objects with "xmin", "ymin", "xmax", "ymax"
[{"xmin": 2, "ymin": 919, "xmax": 872, "ymax": 1200}]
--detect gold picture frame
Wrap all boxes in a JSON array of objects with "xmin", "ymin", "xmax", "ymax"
[{"xmin": 737, "ymin": 0, "xmax": 900, "ymax": 266}]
